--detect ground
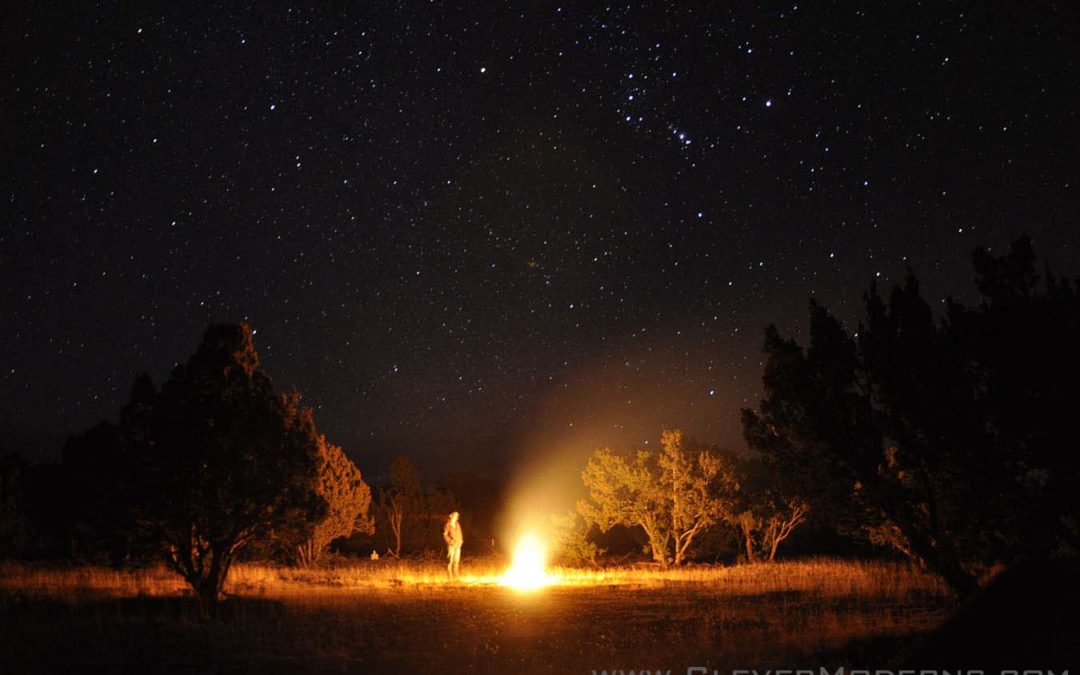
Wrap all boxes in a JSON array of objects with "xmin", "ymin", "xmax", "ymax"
[{"xmin": 0, "ymin": 558, "xmax": 953, "ymax": 674}]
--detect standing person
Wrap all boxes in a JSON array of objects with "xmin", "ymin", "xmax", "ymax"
[{"xmin": 443, "ymin": 511, "xmax": 463, "ymax": 580}]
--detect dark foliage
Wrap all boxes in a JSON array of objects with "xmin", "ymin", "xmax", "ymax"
[
  {"xmin": 0, "ymin": 452, "xmax": 29, "ymax": 557},
  {"xmin": 137, "ymin": 324, "xmax": 327, "ymax": 611},
  {"xmin": 743, "ymin": 236, "xmax": 1080, "ymax": 594},
  {"xmin": 62, "ymin": 419, "xmax": 144, "ymax": 564},
  {"xmin": 62, "ymin": 323, "xmax": 328, "ymax": 613}
]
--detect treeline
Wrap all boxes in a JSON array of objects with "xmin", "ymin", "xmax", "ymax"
[
  {"xmin": 562, "ymin": 429, "xmax": 811, "ymax": 569},
  {"xmin": 0, "ymin": 325, "xmax": 494, "ymax": 613},
  {"xmin": 339, "ymin": 457, "xmax": 502, "ymax": 560},
  {"xmin": 1, "ymin": 325, "xmax": 374, "ymax": 613},
  {"xmin": 742, "ymin": 236, "xmax": 1079, "ymax": 593},
  {"xmin": 1, "ymin": 236, "xmax": 1077, "ymax": 601},
  {"xmin": 561, "ymin": 236, "xmax": 1080, "ymax": 594}
]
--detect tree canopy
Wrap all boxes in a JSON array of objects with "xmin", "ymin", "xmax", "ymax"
[
  {"xmin": 743, "ymin": 236, "xmax": 1080, "ymax": 593},
  {"xmin": 282, "ymin": 435, "xmax": 374, "ymax": 567},
  {"xmin": 122, "ymin": 323, "xmax": 328, "ymax": 611},
  {"xmin": 579, "ymin": 429, "xmax": 738, "ymax": 566}
]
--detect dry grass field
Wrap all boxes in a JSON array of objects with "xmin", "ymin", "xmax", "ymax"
[{"xmin": 0, "ymin": 557, "xmax": 955, "ymax": 674}]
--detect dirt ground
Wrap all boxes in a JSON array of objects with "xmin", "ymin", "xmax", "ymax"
[{"xmin": 0, "ymin": 571, "xmax": 951, "ymax": 674}]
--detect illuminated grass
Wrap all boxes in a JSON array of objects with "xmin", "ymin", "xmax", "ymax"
[
  {"xmin": 0, "ymin": 558, "xmax": 954, "ymax": 673},
  {"xmin": 1, "ymin": 556, "xmax": 948, "ymax": 599}
]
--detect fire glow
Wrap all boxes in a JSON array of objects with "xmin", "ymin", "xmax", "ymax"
[{"xmin": 500, "ymin": 532, "xmax": 551, "ymax": 590}]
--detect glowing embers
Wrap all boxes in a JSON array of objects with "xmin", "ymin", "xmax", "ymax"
[{"xmin": 500, "ymin": 532, "xmax": 551, "ymax": 590}]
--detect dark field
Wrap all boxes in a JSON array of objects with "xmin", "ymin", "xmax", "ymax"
[{"xmin": 0, "ymin": 559, "xmax": 954, "ymax": 674}]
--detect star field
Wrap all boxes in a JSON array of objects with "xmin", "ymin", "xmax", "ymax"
[{"xmin": 2, "ymin": 2, "xmax": 1077, "ymax": 473}]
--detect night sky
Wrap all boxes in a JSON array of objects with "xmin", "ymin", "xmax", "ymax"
[{"xmin": 3, "ymin": 3, "xmax": 1077, "ymax": 475}]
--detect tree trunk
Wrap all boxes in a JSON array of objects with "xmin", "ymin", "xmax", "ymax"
[
  {"xmin": 195, "ymin": 576, "xmax": 220, "ymax": 618},
  {"xmin": 643, "ymin": 522, "xmax": 670, "ymax": 567},
  {"xmin": 651, "ymin": 540, "xmax": 669, "ymax": 567},
  {"xmin": 674, "ymin": 526, "xmax": 703, "ymax": 566},
  {"xmin": 927, "ymin": 548, "xmax": 979, "ymax": 595},
  {"xmin": 391, "ymin": 508, "xmax": 403, "ymax": 558},
  {"xmin": 739, "ymin": 516, "xmax": 757, "ymax": 563},
  {"xmin": 904, "ymin": 524, "xmax": 979, "ymax": 595},
  {"xmin": 190, "ymin": 547, "xmax": 235, "ymax": 618},
  {"xmin": 876, "ymin": 473, "xmax": 979, "ymax": 595},
  {"xmin": 296, "ymin": 539, "xmax": 321, "ymax": 568}
]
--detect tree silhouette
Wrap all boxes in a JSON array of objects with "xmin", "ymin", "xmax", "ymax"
[
  {"xmin": 743, "ymin": 236, "xmax": 1080, "ymax": 594},
  {"xmin": 63, "ymin": 422, "xmax": 119, "ymax": 562},
  {"xmin": 371, "ymin": 457, "xmax": 460, "ymax": 557},
  {"xmin": 0, "ymin": 453, "xmax": 28, "ymax": 557},
  {"xmin": 124, "ymin": 323, "xmax": 326, "ymax": 613},
  {"xmin": 378, "ymin": 456, "xmax": 421, "ymax": 558},
  {"xmin": 960, "ymin": 238, "xmax": 1080, "ymax": 554},
  {"xmin": 730, "ymin": 455, "xmax": 809, "ymax": 562}
]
